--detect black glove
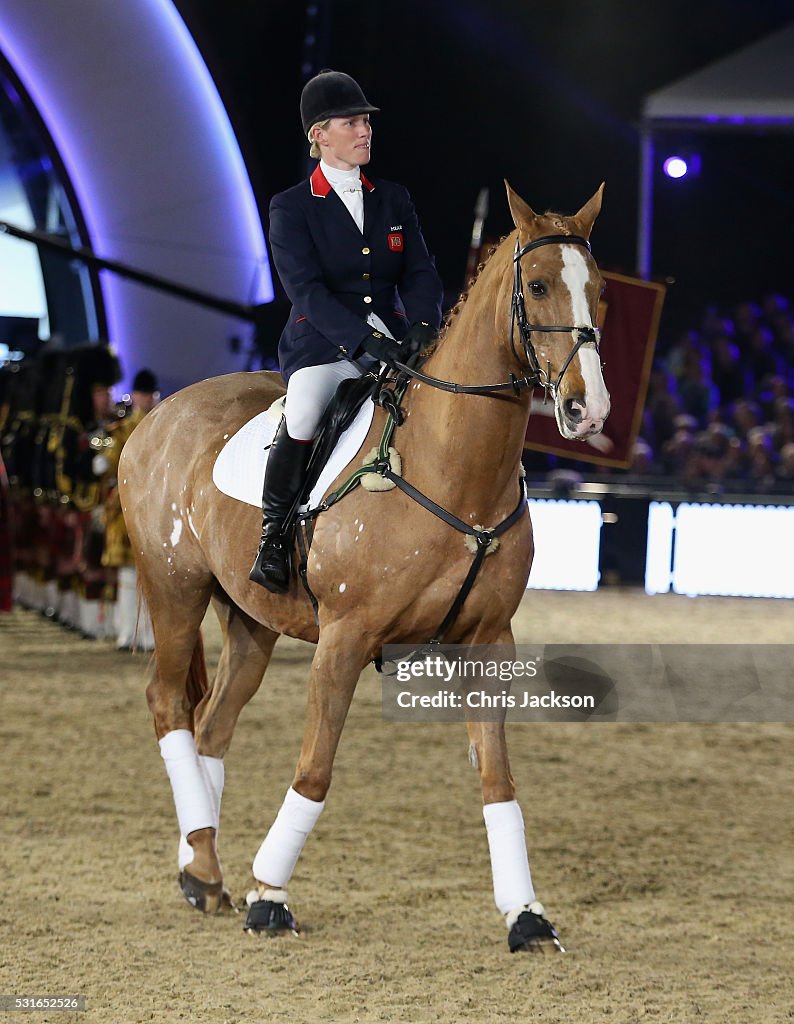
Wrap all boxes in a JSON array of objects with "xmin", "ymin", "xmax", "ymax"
[
  {"xmin": 360, "ymin": 330, "xmax": 404, "ymax": 367},
  {"xmin": 400, "ymin": 321, "xmax": 437, "ymax": 356}
]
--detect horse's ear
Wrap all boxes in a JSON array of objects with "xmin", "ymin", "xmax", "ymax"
[
  {"xmin": 572, "ymin": 183, "xmax": 605, "ymax": 239},
  {"xmin": 504, "ymin": 180, "xmax": 538, "ymax": 230}
]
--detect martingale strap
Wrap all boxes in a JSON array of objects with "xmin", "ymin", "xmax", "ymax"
[
  {"xmin": 295, "ymin": 377, "xmax": 528, "ymax": 662},
  {"xmin": 381, "ymin": 469, "xmax": 527, "ymax": 649}
]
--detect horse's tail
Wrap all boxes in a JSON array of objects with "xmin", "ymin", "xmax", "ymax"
[{"xmin": 186, "ymin": 631, "xmax": 209, "ymax": 711}]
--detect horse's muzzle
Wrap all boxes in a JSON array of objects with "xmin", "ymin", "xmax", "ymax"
[{"xmin": 557, "ymin": 395, "xmax": 610, "ymax": 440}]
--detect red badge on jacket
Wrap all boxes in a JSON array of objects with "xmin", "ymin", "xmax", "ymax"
[{"xmin": 387, "ymin": 232, "xmax": 404, "ymax": 252}]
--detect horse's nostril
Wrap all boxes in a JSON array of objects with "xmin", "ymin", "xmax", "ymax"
[{"xmin": 564, "ymin": 399, "xmax": 584, "ymax": 423}]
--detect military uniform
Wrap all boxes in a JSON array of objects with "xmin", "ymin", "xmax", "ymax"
[{"xmin": 51, "ymin": 346, "xmax": 122, "ymax": 636}]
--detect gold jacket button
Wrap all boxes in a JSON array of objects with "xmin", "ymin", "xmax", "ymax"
[
  {"xmin": 363, "ymin": 296, "xmax": 372, "ymax": 304},
  {"xmin": 362, "ymin": 272, "xmax": 370, "ymax": 280},
  {"xmin": 361, "ymin": 246, "xmax": 370, "ymax": 255}
]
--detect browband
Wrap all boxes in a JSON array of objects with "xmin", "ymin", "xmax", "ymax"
[{"xmin": 515, "ymin": 234, "xmax": 591, "ymax": 259}]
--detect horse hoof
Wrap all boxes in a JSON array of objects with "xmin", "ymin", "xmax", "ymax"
[
  {"xmin": 243, "ymin": 898, "xmax": 299, "ymax": 936},
  {"xmin": 508, "ymin": 902, "xmax": 566, "ymax": 954},
  {"xmin": 177, "ymin": 870, "xmax": 232, "ymax": 914}
]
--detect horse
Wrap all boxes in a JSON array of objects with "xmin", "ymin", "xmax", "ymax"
[{"xmin": 119, "ymin": 182, "xmax": 610, "ymax": 952}]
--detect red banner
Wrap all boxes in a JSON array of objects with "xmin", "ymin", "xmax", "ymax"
[{"xmin": 524, "ymin": 272, "xmax": 665, "ymax": 467}]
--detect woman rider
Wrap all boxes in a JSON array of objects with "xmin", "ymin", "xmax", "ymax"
[{"xmin": 249, "ymin": 70, "xmax": 444, "ymax": 593}]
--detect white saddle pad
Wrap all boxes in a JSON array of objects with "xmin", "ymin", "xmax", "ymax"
[{"xmin": 212, "ymin": 399, "xmax": 375, "ymax": 511}]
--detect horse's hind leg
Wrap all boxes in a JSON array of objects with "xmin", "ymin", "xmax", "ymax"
[
  {"xmin": 194, "ymin": 593, "xmax": 279, "ymax": 758},
  {"xmin": 244, "ymin": 622, "xmax": 367, "ymax": 934},
  {"xmin": 466, "ymin": 628, "xmax": 565, "ymax": 954}
]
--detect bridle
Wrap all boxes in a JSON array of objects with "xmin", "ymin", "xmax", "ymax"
[
  {"xmin": 393, "ymin": 232, "xmax": 601, "ymax": 399},
  {"xmin": 510, "ymin": 233, "xmax": 601, "ymax": 400}
]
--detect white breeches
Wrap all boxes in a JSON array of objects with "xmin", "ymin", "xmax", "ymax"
[
  {"xmin": 284, "ymin": 314, "xmax": 393, "ymax": 441},
  {"xmin": 284, "ymin": 361, "xmax": 364, "ymax": 441}
]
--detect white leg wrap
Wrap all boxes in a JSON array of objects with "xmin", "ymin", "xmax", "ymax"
[
  {"xmin": 159, "ymin": 730, "xmax": 215, "ymax": 841},
  {"xmin": 177, "ymin": 755, "xmax": 225, "ymax": 869},
  {"xmin": 252, "ymin": 787, "xmax": 325, "ymax": 887},
  {"xmin": 483, "ymin": 800, "xmax": 535, "ymax": 917},
  {"xmin": 199, "ymin": 755, "xmax": 225, "ymax": 826}
]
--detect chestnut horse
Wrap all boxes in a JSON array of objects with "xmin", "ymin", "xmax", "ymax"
[{"xmin": 119, "ymin": 183, "xmax": 609, "ymax": 951}]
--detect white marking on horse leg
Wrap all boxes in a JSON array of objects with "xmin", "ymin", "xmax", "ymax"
[
  {"xmin": 178, "ymin": 834, "xmax": 194, "ymax": 870},
  {"xmin": 252, "ymin": 787, "xmax": 325, "ymax": 887},
  {"xmin": 483, "ymin": 800, "xmax": 535, "ymax": 918},
  {"xmin": 246, "ymin": 887, "xmax": 289, "ymax": 906}
]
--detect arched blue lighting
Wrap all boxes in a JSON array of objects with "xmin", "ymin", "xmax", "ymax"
[
  {"xmin": 0, "ymin": 0, "xmax": 272, "ymax": 387},
  {"xmin": 663, "ymin": 156, "xmax": 689, "ymax": 179}
]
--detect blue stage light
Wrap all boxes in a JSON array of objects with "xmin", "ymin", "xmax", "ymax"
[{"xmin": 663, "ymin": 156, "xmax": 689, "ymax": 179}]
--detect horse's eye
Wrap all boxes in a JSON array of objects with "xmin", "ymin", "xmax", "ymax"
[{"xmin": 528, "ymin": 280, "xmax": 546, "ymax": 298}]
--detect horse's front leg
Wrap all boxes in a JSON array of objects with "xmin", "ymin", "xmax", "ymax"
[
  {"xmin": 466, "ymin": 630, "xmax": 565, "ymax": 954},
  {"xmin": 244, "ymin": 621, "xmax": 367, "ymax": 935}
]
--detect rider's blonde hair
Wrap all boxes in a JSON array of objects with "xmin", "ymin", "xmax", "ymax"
[{"xmin": 308, "ymin": 120, "xmax": 331, "ymax": 160}]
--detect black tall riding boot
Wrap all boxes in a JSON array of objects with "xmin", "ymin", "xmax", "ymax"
[{"xmin": 248, "ymin": 418, "xmax": 313, "ymax": 593}]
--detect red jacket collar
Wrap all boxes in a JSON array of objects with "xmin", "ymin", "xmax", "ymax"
[{"xmin": 310, "ymin": 164, "xmax": 375, "ymax": 197}]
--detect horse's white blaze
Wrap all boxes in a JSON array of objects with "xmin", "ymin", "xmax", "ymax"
[
  {"xmin": 560, "ymin": 247, "xmax": 610, "ymax": 428},
  {"xmin": 170, "ymin": 519, "xmax": 182, "ymax": 546}
]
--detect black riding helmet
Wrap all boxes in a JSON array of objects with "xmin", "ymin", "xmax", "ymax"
[{"xmin": 300, "ymin": 70, "xmax": 379, "ymax": 135}]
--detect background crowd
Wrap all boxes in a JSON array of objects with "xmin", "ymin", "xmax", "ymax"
[
  {"xmin": 526, "ymin": 291, "xmax": 794, "ymax": 491},
  {"xmin": 0, "ymin": 349, "xmax": 157, "ymax": 640}
]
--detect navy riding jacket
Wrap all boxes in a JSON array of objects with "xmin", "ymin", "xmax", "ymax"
[{"xmin": 268, "ymin": 165, "xmax": 444, "ymax": 381}]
